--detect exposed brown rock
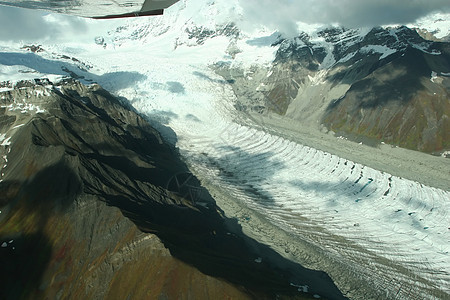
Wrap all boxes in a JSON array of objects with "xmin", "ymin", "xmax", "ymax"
[{"xmin": 0, "ymin": 79, "xmax": 337, "ymax": 300}]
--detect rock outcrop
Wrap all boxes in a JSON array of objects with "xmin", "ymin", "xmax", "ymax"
[
  {"xmin": 215, "ymin": 26, "xmax": 450, "ymax": 154},
  {"xmin": 0, "ymin": 79, "xmax": 344, "ymax": 299},
  {"xmin": 322, "ymin": 31, "xmax": 450, "ymax": 153}
]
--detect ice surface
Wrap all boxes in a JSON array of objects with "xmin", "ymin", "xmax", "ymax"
[{"xmin": 0, "ymin": 2, "xmax": 448, "ymax": 298}]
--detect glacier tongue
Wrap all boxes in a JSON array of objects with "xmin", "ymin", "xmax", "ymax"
[
  {"xmin": 0, "ymin": 2, "xmax": 449, "ymax": 299},
  {"xmin": 82, "ymin": 36, "xmax": 448, "ymax": 298}
]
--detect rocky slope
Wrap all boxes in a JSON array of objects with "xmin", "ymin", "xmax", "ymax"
[
  {"xmin": 0, "ymin": 79, "xmax": 344, "ymax": 299},
  {"xmin": 321, "ymin": 28, "xmax": 450, "ymax": 153},
  {"xmin": 216, "ymin": 25, "xmax": 450, "ymax": 154}
]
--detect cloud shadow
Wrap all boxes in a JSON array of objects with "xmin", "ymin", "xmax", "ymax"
[{"xmin": 0, "ymin": 52, "xmax": 146, "ymax": 92}]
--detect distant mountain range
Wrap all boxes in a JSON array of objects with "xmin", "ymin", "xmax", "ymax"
[
  {"xmin": 99, "ymin": 1, "xmax": 449, "ymax": 154},
  {"xmin": 214, "ymin": 25, "xmax": 449, "ymax": 154}
]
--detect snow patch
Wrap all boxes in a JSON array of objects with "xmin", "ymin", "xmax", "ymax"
[
  {"xmin": 308, "ymin": 70, "xmax": 327, "ymax": 86},
  {"xmin": 0, "ymin": 87, "xmax": 13, "ymax": 92},
  {"xmin": 290, "ymin": 282, "xmax": 309, "ymax": 293},
  {"xmin": 35, "ymin": 89, "xmax": 51, "ymax": 97},
  {"xmin": 2, "ymin": 102, "xmax": 45, "ymax": 114},
  {"xmin": 412, "ymin": 43, "xmax": 441, "ymax": 55},
  {"xmin": 338, "ymin": 51, "xmax": 357, "ymax": 64},
  {"xmin": 430, "ymin": 71, "xmax": 438, "ymax": 83},
  {"xmin": 0, "ymin": 135, "xmax": 10, "ymax": 146},
  {"xmin": 256, "ymin": 82, "xmax": 266, "ymax": 91},
  {"xmin": 360, "ymin": 45, "xmax": 396, "ymax": 59},
  {"xmin": 12, "ymin": 124, "xmax": 25, "ymax": 129},
  {"xmin": 318, "ymin": 43, "xmax": 336, "ymax": 69}
]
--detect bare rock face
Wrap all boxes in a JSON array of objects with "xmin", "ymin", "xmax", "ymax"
[
  {"xmin": 0, "ymin": 78, "xmax": 235, "ymax": 299},
  {"xmin": 216, "ymin": 26, "xmax": 450, "ymax": 154},
  {"xmin": 322, "ymin": 41, "xmax": 450, "ymax": 153},
  {"xmin": 0, "ymin": 79, "xmax": 344, "ymax": 299}
]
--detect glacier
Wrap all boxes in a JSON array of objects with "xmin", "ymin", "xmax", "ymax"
[{"xmin": 0, "ymin": 0, "xmax": 449, "ymax": 299}]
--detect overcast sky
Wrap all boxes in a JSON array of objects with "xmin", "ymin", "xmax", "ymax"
[
  {"xmin": 0, "ymin": 5, "xmax": 90, "ymax": 42},
  {"xmin": 0, "ymin": 0, "xmax": 449, "ymax": 41},
  {"xmin": 241, "ymin": 0, "xmax": 450, "ymax": 36}
]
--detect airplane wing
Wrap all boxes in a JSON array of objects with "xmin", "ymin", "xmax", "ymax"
[{"xmin": 0, "ymin": 0, "xmax": 180, "ymax": 18}]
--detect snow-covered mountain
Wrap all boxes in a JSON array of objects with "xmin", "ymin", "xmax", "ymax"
[
  {"xmin": 1, "ymin": 1, "xmax": 449, "ymax": 299},
  {"xmin": 218, "ymin": 24, "xmax": 449, "ymax": 154},
  {"xmin": 3, "ymin": 78, "xmax": 337, "ymax": 299}
]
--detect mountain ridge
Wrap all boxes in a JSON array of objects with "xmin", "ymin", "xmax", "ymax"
[
  {"xmin": 210, "ymin": 24, "xmax": 449, "ymax": 154},
  {"xmin": 0, "ymin": 2, "xmax": 449, "ymax": 298},
  {"xmin": 0, "ymin": 78, "xmax": 344, "ymax": 299}
]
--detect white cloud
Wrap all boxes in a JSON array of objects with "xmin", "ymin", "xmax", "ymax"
[
  {"xmin": 240, "ymin": 0, "xmax": 450, "ymax": 36},
  {"xmin": 0, "ymin": 5, "xmax": 88, "ymax": 42},
  {"xmin": 1, "ymin": 0, "xmax": 449, "ymax": 42}
]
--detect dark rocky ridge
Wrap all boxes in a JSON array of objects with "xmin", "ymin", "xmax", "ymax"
[{"xmin": 0, "ymin": 79, "xmax": 345, "ymax": 299}]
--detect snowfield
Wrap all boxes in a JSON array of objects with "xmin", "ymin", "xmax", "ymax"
[{"xmin": 0, "ymin": 1, "xmax": 449, "ymax": 299}]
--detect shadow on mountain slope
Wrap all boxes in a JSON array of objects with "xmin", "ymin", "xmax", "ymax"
[
  {"xmin": 0, "ymin": 52, "xmax": 146, "ymax": 92},
  {"xmin": 0, "ymin": 80, "xmax": 346, "ymax": 299},
  {"xmin": 0, "ymin": 162, "xmax": 81, "ymax": 300},
  {"xmin": 105, "ymin": 178, "xmax": 346, "ymax": 299},
  {"xmin": 0, "ymin": 232, "xmax": 52, "ymax": 300}
]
